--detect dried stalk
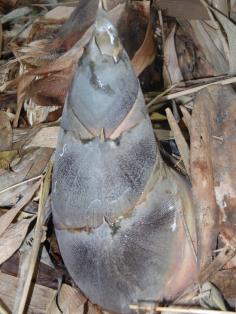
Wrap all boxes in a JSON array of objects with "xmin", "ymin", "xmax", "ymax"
[
  {"xmin": 149, "ymin": 76, "xmax": 236, "ymax": 107},
  {"xmin": 166, "ymin": 108, "xmax": 190, "ymax": 175},
  {"xmin": 129, "ymin": 305, "xmax": 236, "ymax": 314},
  {"xmin": 180, "ymin": 106, "xmax": 191, "ymax": 131},
  {"xmin": 158, "ymin": 10, "xmax": 165, "ymax": 44},
  {"xmin": 147, "ymin": 84, "xmax": 177, "ymax": 108},
  {"xmin": 0, "ymin": 175, "xmax": 42, "ymax": 195},
  {"xmin": 15, "ymin": 163, "xmax": 52, "ymax": 314},
  {"xmin": 199, "ymin": 243, "xmax": 236, "ymax": 284}
]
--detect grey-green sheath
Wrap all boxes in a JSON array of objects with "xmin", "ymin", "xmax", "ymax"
[{"xmin": 52, "ymin": 7, "xmax": 195, "ymax": 314}]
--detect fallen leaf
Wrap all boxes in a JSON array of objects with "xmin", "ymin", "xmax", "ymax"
[
  {"xmin": 25, "ymin": 147, "xmax": 54, "ymax": 179},
  {"xmin": 163, "ymin": 25, "xmax": 184, "ymax": 87},
  {"xmin": 0, "ymin": 112, "xmax": 12, "ymax": 151},
  {"xmin": 0, "ymin": 272, "xmax": 56, "ymax": 314},
  {"xmin": 0, "ymin": 217, "xmax": 35, "ymax": 265},
  {"xmin": 47, "ymin": 284, "xmax": 102, "ymax": 314},
  {"xmin": 199, "ymin": 241, "xmax": 236, "ymax": 284},
  {"xmin": 210, "ymin": 6, "xmax": 236, "ymax": 74},
  {"xmin": 47, "ymin": 284, "xmax": 86, "ymax": 314},
  {"xmin": 24, "ymin": 99, "xmax": 60, "ymax": 126},
  {"xmin": 177, "ymin": 19, "xmax": 229, "ymax": 77},
  {"xmin": 166, "ymin": 107, "xmax": 190, "ymax": 175},
  {"xmin": 230, "ymin": 0, "xmax": 236, "ymax": 21},
  {"xmin": 25, "ymin": 126, "xmax": 59, "ymax": 149},
  {"xmin": 209, "ymin": 0, "xmax": 229, "ymax": 16},
  {"xmin": 0, "ymin": 7, "xmax": 32, "ymax": 25},
  {"xmin": 190, "ymin": 84, "xmax": 236, "ymax": 269},
  {"xmin": 13, "ymin": 126, "xmax": 42, "ymax": 150},
  {"xmin": 27, "ymin": 72, "xmax": 71, "ymax": 107},
  {"xmin": 132, "ymin": 18, "xmax": 156, "ymax": 76},
  {"xmin": 0, "ymin": 182, "xmax": 35, "ymax": 208},
  {"xmin": 20, "ymin": 6, "xmax": 75, "ymax": 39},
  {"xmin": 180, "ymin": 106, "xmax": 192, "ymax": 131},
  {"xmin": 154, "ymin": 0, "xmax": 210, "ymax": 19},
  {"xmin": 45, "ymin": 6, "xmax": 75, "ymax": 20},
  {"xmin": 200, "ymin": 281, "xmax": 226, "ymax": 311},
  {"xmin": 193, "ymin": 85, "xmax": 236, "ymax": 242},
  {"xmin": 211, "ymin": 269, "xmax": 236, "ymax": 300},
  {"xmin": 13, "ymin": 74, "xmax": 35, "ymax": 128},
  {"xmin": 0, "ymin": 148, "xmax": 50, "ymax": 193},
  {"xmin": 0, "ymin": 180, "xmax": 41, "ymax": 237}
]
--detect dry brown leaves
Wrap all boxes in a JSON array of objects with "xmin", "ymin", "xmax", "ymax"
[
  {"xmin": 0, "ymin": 272, "xmax": 55, "ymax": 313},
  {"xmin": 191, "ymin": 85, "xmax": 236, "ymax": 268},
  {"xmin": 148, "ymin": 0, "xmax": 236, "ymax": 305},
  {"xmin": 0, "ymin": 111, "xmax": 12, "ymax": 151},
  {"xmin": 47, "ymin": 283, "xmax": 101, "ymax": 314}
]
